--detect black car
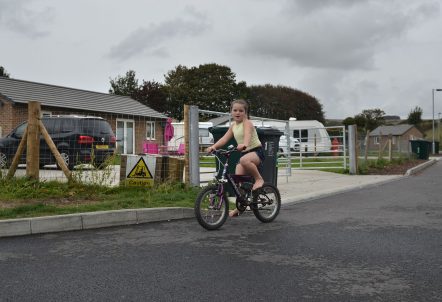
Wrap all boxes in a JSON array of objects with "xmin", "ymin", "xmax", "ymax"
[{"xmin": 0, "ymin": 116, "xmax": 116, "ymax": 170}]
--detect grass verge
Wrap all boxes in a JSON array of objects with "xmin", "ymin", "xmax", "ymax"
[{"xmin": 0, "ymin": 178, "xmax": 200, "ymax": 220}]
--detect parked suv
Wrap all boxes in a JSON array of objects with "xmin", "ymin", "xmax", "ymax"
[{"xmin": 0, "ymin": 116, "xmax": 116, "ymax": 170}]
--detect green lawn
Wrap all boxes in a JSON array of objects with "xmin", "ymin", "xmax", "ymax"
[{"xmin": 0, "ymin": 178, "xmax": 199, "ymax": 219}]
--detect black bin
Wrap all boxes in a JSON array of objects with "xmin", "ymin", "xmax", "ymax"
[
  {"xmin": 410, "ymin": 140, "xmax": 431, "ymax": 160},
  {"xmin": 256, "ymin": 127, "xmax": 283, "ymax": 187},
  {"xmin": 209, "ymin": 126, "xmax": 283, "ymax": 195}
]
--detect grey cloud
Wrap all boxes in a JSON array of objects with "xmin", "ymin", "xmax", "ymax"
[
  {"xmin": 0, "ymin": 0, "xmax": 54, "ymax": 38},
  {"xmin": 109, "ymin": 10, "xmax": 209, "ymax": 61},
  {"xmin": 282, "ymin": 0, "xmax": 361, "ymax": 14},
  {"xmin": 242, "ymin": 1, "xmax": 439, "ymax": 70}
]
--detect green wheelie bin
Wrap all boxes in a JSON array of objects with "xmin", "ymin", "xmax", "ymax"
[{"xmin": 410, "ymin": 140, "xmax": 431, "ymax": 160}]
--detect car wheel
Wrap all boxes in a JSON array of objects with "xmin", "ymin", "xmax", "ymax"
[
  {"xmin": 0, "ymin": 152, "xmax": 9, "ymax": 169},
  {"xmin": 57, "ymin": 150, "xmax": 74, "ymax": 170}
]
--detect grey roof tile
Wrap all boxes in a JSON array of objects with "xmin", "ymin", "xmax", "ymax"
[
  {"xmin": 369, "ymin": 124, "xmax": 415, "ymax": 136},
  {"xmin": 0, "ymin": 77, "xmax": 167, "ymax": 119}
]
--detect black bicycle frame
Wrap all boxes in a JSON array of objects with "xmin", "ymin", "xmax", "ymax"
[{"xmin": 216, "ymin": 150, "xmax": 253, "ymax": 199}]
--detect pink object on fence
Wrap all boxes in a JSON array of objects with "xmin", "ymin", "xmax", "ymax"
[
  {"xmin": 164, "ymin": 117, "xmax": 174, "ymax": 143},
  {"xmin": 177, "ymin": 143, "xmax": 185, "ymax": 155},
  {"xmin": 143, "ymin": 142, "xmax": 159, "ymax": 154}
]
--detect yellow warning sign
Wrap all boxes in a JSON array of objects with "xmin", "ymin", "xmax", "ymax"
[{"xmin": 126, "ymin": 157, "xmax": 153, "ymax": 186}]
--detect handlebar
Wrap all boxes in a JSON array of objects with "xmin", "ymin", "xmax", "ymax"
[{"xmin": 208, "ymin": 145, "xmax": 239, "ymax": 156}]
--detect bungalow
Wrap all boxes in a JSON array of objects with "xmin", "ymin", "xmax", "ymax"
[
  {"xmin": 368, "ymin": 124, "xmax": 424, "ymax": 152},
  {"xmin": 0, "ymin": 77, "xmax": 167, "ymax": 154}
]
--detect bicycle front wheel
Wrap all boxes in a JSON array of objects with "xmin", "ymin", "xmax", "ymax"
[
  {"xmin": 194, "ymin": 185, "xmax": 228, "ymax": 230},
  {"xmin": 251, "ymin": 183, "xmax": 281, "ymax": 223}
]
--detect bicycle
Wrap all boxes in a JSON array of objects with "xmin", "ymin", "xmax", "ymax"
[{"xmin": 195, "ymin": 145, "xmax": 281, "ymax": 230}]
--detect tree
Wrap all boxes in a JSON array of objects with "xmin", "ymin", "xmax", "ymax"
[
  {"xmin": 351, "ymin": 108, "xmax": 385, "ymax": 133},
  {"xmin": 0, "ymin": 66, "xmax": 10, "ymax": 78},
  {"xmin": 248, "ymin": 84, "xmax": 325, "ymax": 122},
  {"xmin": 109, "ymin": 71, "xmax": 170, "ymax": 116},
  {"xmin": 163, "ymin": 63, "xmax": 241, "ymax": 120},
  {"xmin": 109, "ymin": 70, "xmax": 139, "ymax": 97},
  {"xmin": 407, "ymin": 106, "xmax": 423, "ymax": 125},
  {"xmin": 132, "ymin": 80, "xmax": 168, "ymax": 115},
  {"xmin": 342, "ymin": 117, "xmax": 355, "ymax": 127}
]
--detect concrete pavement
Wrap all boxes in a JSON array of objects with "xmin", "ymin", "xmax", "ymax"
[{"xmin": 0, "ymin": 158, "xmax": 438, "ymax": 237}]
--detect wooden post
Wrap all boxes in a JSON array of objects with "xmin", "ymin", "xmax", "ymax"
[
  {"xmin": 26, "ymin": 101, "xmax": 40, "ymax": 179},
  {"xmin": 378, "ymin": 131, "xmax": 382, "ymax": 159},
  {"xmin": 364, "ymin": 131, "xmax": 369, "ymax": 161},
  {"xmin": 388, "ymin": 134, "xmax": 392, "ymax": 161},
  {"xmin": 184, "ymin": 105, "xmax": 189, "ymax": 184},
  {"xmin": 6, "ymin": 127, "xmax": 28, "ymax": 179},
  {"xmin": 38, "ymin": 120, "xmax": 72, "ymax": 180}
]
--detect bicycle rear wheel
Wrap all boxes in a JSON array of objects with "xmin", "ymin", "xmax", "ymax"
[
  {"xmin": 194, "ymin": 185, "xmax": 228, "ymax": 230},
  {"xmin": 251, "ymin": 183, "xmax": 281, "ymax": 223}
]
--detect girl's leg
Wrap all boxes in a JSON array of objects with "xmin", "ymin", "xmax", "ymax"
[{"xmin": 236, "ymin": 152, "xmax": 264, "ymax": 191}]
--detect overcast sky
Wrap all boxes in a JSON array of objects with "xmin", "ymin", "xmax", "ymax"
[{"xmin": 2, "ymin": 0, "xmax": 442, "ymax": 119}]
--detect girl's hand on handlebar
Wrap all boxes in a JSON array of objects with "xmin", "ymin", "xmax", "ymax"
[{"xmin": 206, "ymin": 146, "xmax": 216, "ymax": 154}]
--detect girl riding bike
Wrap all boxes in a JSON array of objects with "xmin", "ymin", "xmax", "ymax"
[{"xmin": 206, "ymin": 99, "xmax": 265, "ymax": 217}]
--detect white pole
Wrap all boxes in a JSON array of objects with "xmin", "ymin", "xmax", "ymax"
[{"xmin": 432, "ymin": 89, "xmax": 435, "ymax": 154}]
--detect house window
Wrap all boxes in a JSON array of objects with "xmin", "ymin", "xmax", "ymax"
[
  {"xmin": 374, "ymin": 136, "xmax": 380, "ymax": 144},
  {"xmin": 146, "ymin": 121, "xmax": 155, "ymax": 140}
]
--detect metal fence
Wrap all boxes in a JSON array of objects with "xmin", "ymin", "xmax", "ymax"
[
  {"xmin": 0, "ymin": 102, "xmax": 185, "ymax": 185},
  {"xmin": 192, "ymin": 107, "xmax": 347, "ymax": 186}
]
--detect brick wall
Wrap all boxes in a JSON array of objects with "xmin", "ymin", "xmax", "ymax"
[{"xmin": 0, "ymin": 100, "xmax": 27, "ymax": 136}]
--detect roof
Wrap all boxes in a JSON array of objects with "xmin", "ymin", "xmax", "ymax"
[
  {"xmin": 208, "ymin": 115, "xmax": 231, "ymax": 126},
  {"xmin": 0, "ymin": 77, "xmax": 166, "ymax": 119},
  {"xmin": 369, "ymin": 124, "xmax": 420, "ymax": 136}
]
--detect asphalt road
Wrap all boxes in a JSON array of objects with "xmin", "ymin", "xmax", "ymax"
[{"xmin": 1, "ymin": 163, "xmax": 441, "ymax": 301}]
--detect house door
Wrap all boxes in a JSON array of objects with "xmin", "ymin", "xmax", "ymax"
[{"xmin": 116, "ymin": 119, "xmax": 135, "ymax": 154}]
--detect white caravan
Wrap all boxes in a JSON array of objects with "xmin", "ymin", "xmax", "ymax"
[
  {"xmin": 250, "ymin": 118, "xmax": 332, "ymax": 154},
  {"xmin": 168, "ymin": 122, "xmax": 214, "ymax": 149}
]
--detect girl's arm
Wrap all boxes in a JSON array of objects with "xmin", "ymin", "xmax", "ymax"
[
  {"xmin": 237, "ymin": 120, "xmax": 253, "ymax": 151},
  {"xmin": 206, "ymin": 126, "xmax": 234, "ymax": 152}
]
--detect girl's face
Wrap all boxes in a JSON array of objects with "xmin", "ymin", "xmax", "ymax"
[{"xmin": 231, "ymin": 103, "xmax": 247, "ymax": 122}]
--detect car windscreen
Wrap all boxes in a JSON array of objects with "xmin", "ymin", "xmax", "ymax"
[{"xmin": 80, "ymin": 119, "xmax": 114, "ymax": 136}]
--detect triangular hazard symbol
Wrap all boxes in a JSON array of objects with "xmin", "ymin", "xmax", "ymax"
[{"xmin": 127, "ymin": 157, "xmax": 153, "ymax": 179}]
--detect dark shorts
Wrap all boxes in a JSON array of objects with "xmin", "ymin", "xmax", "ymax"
[{"xmin": 239, "ymin": 146, "xmax": 265, "ymax": 172}]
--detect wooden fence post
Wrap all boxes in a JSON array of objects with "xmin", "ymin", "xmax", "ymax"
[
  {"xmin": 38, "ymin": 120, "xmax": 72, "ymax": 180},
  {"xmin": 6, "ymin": 127, "xmax": 28, "ymax": 179},
  {"xmin": 388, "ymin": 134, "xmax": 392, "ymax": 161},
  {"xmin": 26, "ymin": 101, "xmax": 40, "ymax": 180},
  {"xmin": 364, "ymin": 131, "xmax": 369, "ymax": 161}
]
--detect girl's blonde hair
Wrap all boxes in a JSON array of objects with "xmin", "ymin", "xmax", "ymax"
[{"xmin": 230, "ymin": 99, "xmax": 250, "ymax": 118}]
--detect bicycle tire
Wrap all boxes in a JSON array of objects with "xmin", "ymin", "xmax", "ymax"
[
  {"xmin": 251, "ymin": 183, "xmax": 281, "ymax": 223},
  {"xmin": 194, "ymin": 185, "xmax": 229, "ymax": 230}
]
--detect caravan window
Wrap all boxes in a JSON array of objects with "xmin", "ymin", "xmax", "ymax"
[
  {"xmin": 199, "ymin": 128, "xmax": 210, "ymax": 137},
  {"xmin": 293, "ymin": 129, "xmax": 308, "ymax": 142}
]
